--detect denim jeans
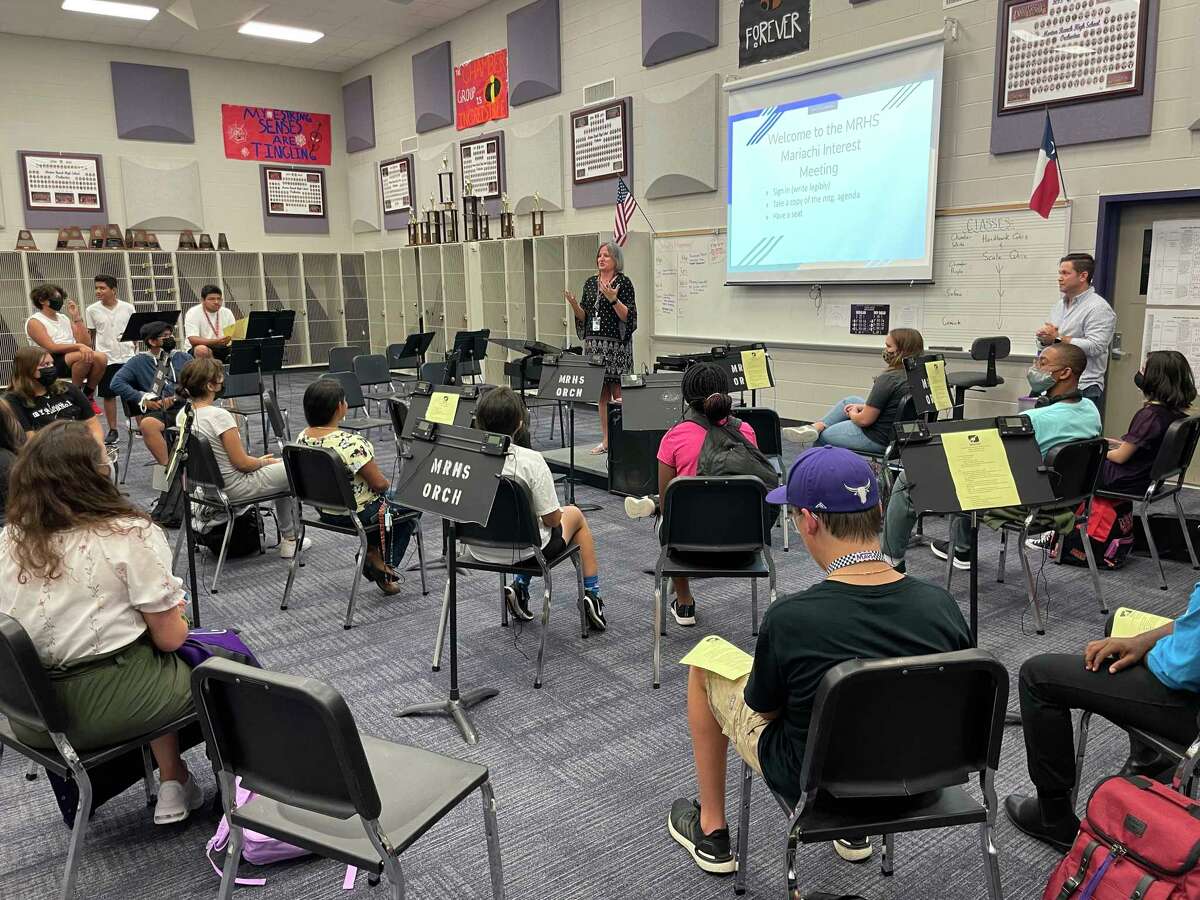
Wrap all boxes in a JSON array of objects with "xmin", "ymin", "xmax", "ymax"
[
  {"xmin": 813, "ymin": 395, "xmax": 886, "ymax": 454},
  {"xmin": 881, "ymin": 471, "xmax": 969, "ymax": 561},
  {"xmin": 318, "ymin": 495, "xmax": 416, "ymax": 568}
]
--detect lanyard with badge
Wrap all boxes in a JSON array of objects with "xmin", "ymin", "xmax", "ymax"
[{"xmin": 594, "ymin": 278, "xmax": 611, "ymax": 333}]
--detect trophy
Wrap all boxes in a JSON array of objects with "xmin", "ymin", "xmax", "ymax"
[
  {"xmin": 407, "ymin": 218, "xmax": 419, "ymax": 246},
  {"xmin": 89, "ymin": 225, "xmax": 105, "ymax": 248},
  {"xmin": 198, "ymin": 233, "xmax": 215, "ymax": 251},
  {"xmin": 63, "ymin": 226, "xmax": 88, "ymax": 250},
  {"xmin": 437, "ymin": 157, "xmax": 458, "ymax": 243},
  {"xmin": 425, "ymin": 197, "xmax": 441, "ymax": 245},
  {"xmin": 462, "ymin": 178, "xmax": 482, "ymax": 242},
  {"xmin": 531, "ymin": 192, "xmax": 545, "ymax": 237},
  {"xmin": 178, "ymin": 230, "xmax": 198, "ymax": 250},
  {"xmin": 500, "ymin": 193, "xmax": 515, "ymax": 239},
  {"xmin": 124, "ymin": 227, "xmax": 135, "ymax": 248},
  {"xmin": 132, "ymin": 229, "xmax": 149, "ymax": 249},
  {"xmin": 147, "ymin": 232, "xmax": 161, "ymax": 250},
  {"xmin": 15, "ymin": 230, "xmax": 37, "ymax": 251},
  {"xmin": 481, "ymin": 210, "xmax": 491, "ymax": 240},
  {"xmin": 104, "ymin": 224, "xmax": 125, "ymax": 249},
  {"xmin": 217, "ymin": 233, "xmax": 230, "ymax": 251}
]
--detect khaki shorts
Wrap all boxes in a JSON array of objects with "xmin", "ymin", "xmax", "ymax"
[{"xmin": 705, "ymin": 671, "xmax": 768, "ymax": 776}]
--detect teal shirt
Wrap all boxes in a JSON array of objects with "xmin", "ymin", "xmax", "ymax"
[
  {"xmin": 1024, "ymin": 398, "xmax": 1102, "ymax": 456},
  {"xmin": 1147, "ymin": 582, "xmax": 1200, "ymax": 693}
]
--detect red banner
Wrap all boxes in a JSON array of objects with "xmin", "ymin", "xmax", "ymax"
[
  {"xmin": 454, "ymin": 49, "xmax": 509, "ymax": 131},
  {"xmin": 221, "ymin": 104, "xmax": 332, "ymax": 166}
]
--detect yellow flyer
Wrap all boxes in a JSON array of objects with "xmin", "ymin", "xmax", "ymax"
[
  {"xmin": 740, "ymin": 349, "xmax": 771, "ymax": 390},
  {"xmin": 1111, "ymin": 607, "xmax": 1173, "ymax": 639},
  {"xmin": 223, "ymin": 318, "xmax": 248, "ymax": 341},
  {"xmin": 425, "ymin": 391, "xmax": 459, "ymax": 425},
  {"xmin": 941, "ymin": 428, "xmax": 1020, "ymax": 510},
  {"xmin": 679, "ymin": 635, "xmax": 754, "ymax": 681},
  {"xmin": 925, "ymin": 358, "xmax": 953, "ymax": 412}
]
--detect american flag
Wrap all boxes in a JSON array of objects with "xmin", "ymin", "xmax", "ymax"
[{"xmin": 614, "ymin": 178, "xmax": 638, "ymax": 247}]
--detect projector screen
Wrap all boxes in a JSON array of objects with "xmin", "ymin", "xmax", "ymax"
[{"xmin": 726, "ymin": 37, "xmax": 945, "ymax": 285}]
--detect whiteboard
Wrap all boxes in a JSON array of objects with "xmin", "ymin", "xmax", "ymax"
[
  {"xmin": 653, "ymin": 204, "xmax": 1071, "ymax": 353},
  {"xmin": 1146, "ymin": 219, "xmax": 1200, "ymax": 306}
]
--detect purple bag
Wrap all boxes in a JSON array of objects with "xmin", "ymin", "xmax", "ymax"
[
  {"xmin": 206, "ymin": 778, "xmax": 311, "ymax": 885},
  {"xmin": 177, "ymin": 628, "xmax": 261, "ymax": 669}
]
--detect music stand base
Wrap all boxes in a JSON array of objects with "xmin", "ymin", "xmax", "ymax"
[{"xmin": 394, "ymin": 688, "xmax": 499, "ymax": 744}]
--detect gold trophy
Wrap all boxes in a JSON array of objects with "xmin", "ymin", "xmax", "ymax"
[
  {"xmin": 531, "ymin": 191, "xmax": 545, "ymax": 237},
  {"xmin": 463, "ymin": 178, "xmax": 481, "ymax": 242},
  {"xmin": 500, "ymin": 193, "xmax": 515, "ymax": 239}
]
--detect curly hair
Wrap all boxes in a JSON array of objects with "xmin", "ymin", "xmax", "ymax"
[{"xmin": 681, "ymin": 361, "xmax": 734, "ymax": 425}]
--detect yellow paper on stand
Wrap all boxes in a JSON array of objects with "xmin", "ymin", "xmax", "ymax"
[
  {"xmin": 1111, "ymin": 607, "xmax": 1173, "ymax": 639},
  {"xmin": 679, "ymin": 635, "xmax": 754, "ymax": 681},
  {"xmin": 740, "ymin": 349, "xmax": 771, "ymax": 390},
  {"xmin": 925, "ymin": 358, "xmax": 953, "ymax": 412},
  {"xmin": 941, "ymin": 428, "xmax": 1020, "ymax": 510},
  {"xmin": 425, "ymin": 391, "xmax": 459, "ymax": 425},
  {"xmin": 223, "ymin": 318, "xmax": 248, "ymax": 341}
]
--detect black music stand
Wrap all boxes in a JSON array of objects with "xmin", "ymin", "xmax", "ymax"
[
  {"xmin": 393, "ymin": 421, "xmax": 511, "ymax": 744},
  {"xmin": 896, "ymin": 416, "xmax": 1056, "ymax": 644},
  {"xmin": 904, "ymin": 353, "xmax": 955, "ymax": 420},
  {"xmin": 244, "ymin": 310, "xmax": 294, "ymax": 394},
  {"xmin": 162, "ymin": 400, "xmax": 202, "ymax": 626},
  {"xmin": 401, "ymin": 382, "xmax": 481, "ymax": 438},
  {"xmin": 619, "ymin": 372, "xmax": 684, "ymax": 431},
  {"xmin": 392, "ymin": 331, "xmax": 437, "ymax": 383},
  {"xmin": 228, "ymin": 337, "xmax": 284, "ymax": 454},
  {"xmin": 451, "ymin": 329, "xmax": 490, "ymax": 383},
  {"xmin": 120, "ymin": 310, "xmax": 180, "ymax": 343},
  {"xmin": 538, "ymin": 354, "xmax": 608, "ymax": 512}
]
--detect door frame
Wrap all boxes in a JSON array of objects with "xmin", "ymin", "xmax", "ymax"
[{"xmin": 1094, "ymin": 188, "xmax": 1200, "ymax": 301}]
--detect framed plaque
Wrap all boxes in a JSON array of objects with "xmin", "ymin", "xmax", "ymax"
[
  {"xmin": 262, "ymin": 166, "xmax": 326, "ymax": 218},
  {"xmin": 570, "ymin": 100, "xmax": 629, "ymax": 185},
  {"xmin": 379, "ymin": 156, "xmax": 414, "ymax": 214},
  {"xmin": 20, "ymin": 152, "xmax": 104, "ymax": 212},
  {"xmin": 459, "ymin": 134, "xmax": 504, "ymax": 200},
  {"xmin": 998, "ymin": 0, "xmax": 1149, "ymax": 114}
]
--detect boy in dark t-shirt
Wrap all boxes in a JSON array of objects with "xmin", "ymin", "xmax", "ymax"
[{"xmin": 668, "ymin": 446, "xmax": 972, "ymax": 875}]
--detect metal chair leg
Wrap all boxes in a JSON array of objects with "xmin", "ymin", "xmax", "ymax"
[
  {"xmin": 53, "ymin": 737, "xmax": 92, "ymax": 900},
  {"xmin": 415, "ymin": 524, "xmax": 428, "ymax": 595},
  {"xmin": 344, "ymin": 532, "xmax": 369, "ymax": 630},
  {"xmin": 1072, "ymin": 711, "xmax": 1093, "ymax": 810},
  {"xmin": 499, "ymin": 574, "xmax": 509, "ymax": 627},
  {"xmin": 1175, "ymin": 492, "xmax": 1200, "ymax": 571},
  {"xmin": 140, "ymin": 745, "xmax": 156, "ymax": 806},
  {"xmin": 573, "ymin": 555, "xmax": 587, "ymax": 639},
  {"xmin": 1077, "ymin": 523, "xmax": 1108, "ymax": 615},
  {"xmin": 534, "ymin": 569, "xmax": 552, "ymax": 689},
  {"xmin": 217, "ymin": 823, "xmax": 245, "ymax": 900},
  {"xmin": 980, "ymin": 769, "xmax": 1004, "ymax": 900},
  {"xmin": 734, "ymin": 761, "xmax": 753, "ymax": 895},
  {"xmin": 881, "ymin": 833, "xmax": 895, "ymax": 876},
  {"xmin": 280, "ymin": 522, "xmax": 304, "ymax": 610},
  {"xmin": 998, "ymin": 529, "xmax": 1008, "ymax": 583},
  {"xmin": 751, "ymin": 579, "xmax": 759, "ymax": 637},
  {"xmin": 653, "ymin": 575, "xmax": 664, "ymax": 689},
  {"xmin": 432, "ymin": 581, "xmax": 451, "ymax": 671},
  {"xmin": 1142, "ymin": 504, "xmax": 1168, "ymax": 591},
  {"xmin": 172, "ymin": 525, "xmax": 185, "ymax": 571},
  {"xmin": 1017, "ymin": 536, "xmax": 1046, "ymax": 635},
  {"xmin": 784, "ymin": 820, "xmax": 800, "ymax": 900},
  {"xmin": 120, "ymin": 429, "xmax": 133, "ymax": 484},
  {"xmin": 782, "ymin": 503, "xmax": 789, "ymax": 552},
  {"xmin": 480, "ymin": 778, "xmax": 506, "ymax": 900},
  {"xmin": 209, "ymin": 517, "xmax": 236, "ymax": 594}
]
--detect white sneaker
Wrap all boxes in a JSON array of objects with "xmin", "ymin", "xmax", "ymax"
[
  {"xmin": 154, "ymin": 772, "xmax": 204, "ymax": 825},
  {"xmin": 1025, "ymin": 531, "xmax": 1055, "ymax": 553},
  {"xmin": 624, "ymin": 496, "xmax": 656, "ymax": 519},
  {"xmin": 833, "ymin": 836, "xmax": 873, "ymax": 862},
  {"xmin": 784, "ymin": 425, "xmax": 820, "ymax": 444},
  {"xmin": 278, "ymin": 536, "xmax": 312, "ymax": 559}
]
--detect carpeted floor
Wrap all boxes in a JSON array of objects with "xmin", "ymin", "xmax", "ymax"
[{"xmin": 0, "ymin": 373, "xmax": 1194, "ymax": 899}]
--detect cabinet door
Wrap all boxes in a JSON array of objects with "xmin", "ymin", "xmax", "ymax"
[
  {"xmin": 340, "ymin": 253, "xmax": 370, "ymax": 354},
  {"xmin": 302, "ymin": 253, "xmax": 345, "ymax": 366},
  {"xmin": 263, "ymin": 253, "xmax": 309, "ymax": 367}
]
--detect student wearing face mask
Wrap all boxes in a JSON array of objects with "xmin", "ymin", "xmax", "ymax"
[
  {"xmin": 786, "ymin": 328, "xmax": 924, "ymax": 454},
  {"xmin": 110, "ymin": 322, "xmax": 192, "ymax": 467},
  {"xmin": 4, "ymin": 346, "xmax": 105, "ymax": 448},
  {"xmin": 24, "ymin": 284, "xmax": 108, "ymax": 401}
]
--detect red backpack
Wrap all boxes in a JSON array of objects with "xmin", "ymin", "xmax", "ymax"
[{"xmin": 1043, "ymin": 775, "xmax": 1200, "ymax": 900}]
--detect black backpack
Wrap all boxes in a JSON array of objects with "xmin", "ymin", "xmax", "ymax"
[
  {"xmin": 684, "ymin": 408, "xmax": 781, "ymax": 489},
  {"xmin": 196, "ymin": 507, "xmax": 264, "ymax": 558}
]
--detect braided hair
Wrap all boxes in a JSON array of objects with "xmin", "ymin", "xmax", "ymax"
[{"xmin": 682, "ymin": 361, "xmax": 733, "ymax": 425}]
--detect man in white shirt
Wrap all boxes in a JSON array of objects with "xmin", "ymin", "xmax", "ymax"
[
  {"xmin": 183, "ymin": 285, "xmax": 234, "ymax": 362},
  {"xmin": 1036, "ymin": 252, "xmax": 1116, "ymax": 415},
  {"xmin": 25, "ymin": 283, "xmax": 107, "ymax": 399},
  {"xmin": 85, "ymin": 274, "xmax": 136, "ymax": 444}
]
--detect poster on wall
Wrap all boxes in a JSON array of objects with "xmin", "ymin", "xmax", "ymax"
[
  {"xmin": 739, "ymin": 0, "xmax": 812, "ymax": 68},
  {"xmin": 379, "ymin": 156, "xmax": 413, "ymax": 213},
  {"xmin": 223, "ymin": 104, "xmax": 332, "ymax": 165},
  {"xmin": 454, "ymin": 49, "xmax": 509, "ymax": 131},
  {"xmin": 263, "ymin": 167, "xmax": 326, "ymax": 217},
  {"xmin": 459, "ymin": 136, "xmax": 504, "ymax": 199},
  {"xmin": 999, "ymin": 0, "xmax": 1149, "ymax": 113},
  {"xmin": 570, "ymin": 101, "xmax": 628, "ymax": 184},
  {"xmin": 20, "ymin": 152, "xmax": 103, "ymax": 211}
]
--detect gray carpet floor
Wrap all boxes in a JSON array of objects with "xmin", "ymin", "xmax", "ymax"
[{"xmin": 1, "ymin": 374, "xmax": 1195, "ymax": 900}]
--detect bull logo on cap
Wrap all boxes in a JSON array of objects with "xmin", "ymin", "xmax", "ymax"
[{"xmin": 844, "ymin": 482, "xmax": 872, "ymax": 504}]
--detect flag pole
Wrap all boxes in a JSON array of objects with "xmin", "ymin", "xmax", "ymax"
[
  {"xmin": 635, "ymin": 200, "xmax": 657, "ymax": 235},
  {"xmin": 1048, "ymin": 108, "xmax": 1069, "ymax": 201}
]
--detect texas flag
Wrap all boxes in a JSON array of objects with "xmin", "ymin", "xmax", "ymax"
[{"xmin": 1029, "ymin": 114, "xmax": 1062, "ymax": 219}]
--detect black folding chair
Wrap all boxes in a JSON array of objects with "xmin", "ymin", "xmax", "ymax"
[
  {"xmin": 217, "ymin": 368, "xmax": 260, "ymax": 446},
  {"xmin": 354, "ymin": 353, "xmax": 398, "ymax": 416},
  {"xmin": 652, "ymin": 476, "xmax": 777, "ymax": 688},
  {"xmin": 420, "ymin": 360, "xmax": 451, "ymax": 386},
  {"xmin": 1098, "ymin": 415, "xmax": 1200, "ymax": 590},
  {"xmin": 263, "ymin": 389, "xmax": 291, "ymax": 451},
  {"xmin": 736, "ymin": 408, "xmax": 788, "ymax": 550},
  {"xmin": 733, "ymin": 650, "xmax": 1008, "ymax": 900},
  {"xmin": 387, "ymin": 397, "xmax": 408, "ymax": 484},
  {"xmin": 0, "ymin": 613, "xmax": 197, "ymax": 900},
  {"xmin": 319, "ymin": 371, "xmax": 391, "ymax": 435},
  {"xmin": 328, "ymin": 346, "xmax": 356, "ymax": 373},
  {"xmin": 280, "ymin": 444, "xmax": 426, "ymax": 630},
  {"xmin": 191, "ymin": 657, "xmax": 505, "ymax": 900},
  {"xmin": 435, "ymin": 476, "xmax": 586, "ymax": 689},
  {"xmin": 1073, "ymin": 710, "xmax": 1200, "ymax": 808}
]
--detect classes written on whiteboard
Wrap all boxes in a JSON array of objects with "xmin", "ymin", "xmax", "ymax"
[
  {"xmin": 654, "ymin": 233, "xmax": 726, "ymax": 332},
  {"xmin": 1146, "ymin": 220, "xmax": 1200, "ymax": 306}
]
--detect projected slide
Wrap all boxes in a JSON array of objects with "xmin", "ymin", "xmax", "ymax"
[{"xmin": 725, "ymin": 40, "xmax": 944, "ymax": 285}]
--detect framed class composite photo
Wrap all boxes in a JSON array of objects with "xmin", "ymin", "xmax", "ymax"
[
  {"xmin": 458, "ymin": 134, "xmax": 505, "ymax": 199},
  {"xmin": 379, "ymin": 155, "xmax": 414, "ymax": 214},
  {"xmin": 570, "ymin": 100, "xmax": 629, "ymax": 185},
  {"xmin": 19, "ymin": 151, "xmax": 105, "ymax": 212},
  {"xmin": 262, "ymin": 165, "xmax": 327, "ymax": 217}
]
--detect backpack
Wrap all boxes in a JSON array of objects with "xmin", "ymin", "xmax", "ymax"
[
  {"xmin": 206, "ymin": 778, "xmax": 311, "ymax": 886},
  {"xmin": 196, "ymin": 507, "xmax": 264, "ymax": 559},
  {"xmin": 684, "ymin": 409, "xmax": 780, "ymax": 489},
  {"xmin": 176, "ymin": 627, "xmax": 262, "ymax": 669},
  {"xmin": 1059, "ymin": 498, "xmax": 1136, "ymax": 571},
  {"xmin": 1042, "ymin": 775, "xmax": 1200, "ymax": 900}
]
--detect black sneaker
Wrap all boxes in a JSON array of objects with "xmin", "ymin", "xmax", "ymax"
[
  {"xmin": 671, "ymin": 599, "xmax": 696, "ymax": 626},
  {"xmin": 583, "ymin": 590, "xmax": 607, "ymax": 632},
  {"xmin": 832, "ymin": 836, "xmax": 873, "ymax": 862},
  {"xmin": 667, "ymin": 798, "xmax": 736, "ymax": 875},
  {"xmin": 504, "ymin": 582, "xmax": 534, "ymax": 621},
  {"xmin": 929, "ymin": 539, "xmax": 971, "ymax": 570},
  {"xmin": 104, "ymin": 428, "xmax": 119, "ymax": 445}
]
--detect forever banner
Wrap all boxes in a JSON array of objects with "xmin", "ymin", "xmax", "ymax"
[
  {"xmin": 222, "ymin": 104, "xmax": 332, "ymax": 165},
  {"xmin": 739, "ymin": 0, "xmax": 812, "ymax": 68}
]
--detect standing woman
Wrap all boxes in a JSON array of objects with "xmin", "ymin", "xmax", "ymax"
[{"xmin": 565, "ymin": 241, "xmax": 637, "ymax": 454}]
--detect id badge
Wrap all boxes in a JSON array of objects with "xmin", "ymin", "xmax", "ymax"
[{"xmin": 592, "ymin": 315, "xmax": 601, "ymax": 333}]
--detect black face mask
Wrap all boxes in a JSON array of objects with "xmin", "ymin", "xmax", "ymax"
[
  {"xmin": 48, "ymin": 296, "xmax": 64, "ymax": 312},
  {"xmin": 37, "ymin": 366, "xmax": 57, "ymax": 387},
  {"xmin": 1134, "ymin": 370, "xmax": 1145, "ymax": 392},
  {"xmin": 160, "ymin": 337, "xmax": 176, "ymax": 353}
]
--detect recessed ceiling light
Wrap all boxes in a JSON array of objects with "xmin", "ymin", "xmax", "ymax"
[
  {"xmin": 238, "ymin": 21, "xmax": 324, "ymax": 43},
  {"xmin": 61, "ymin": 0, "xmax": 160, "ymax": 21}
]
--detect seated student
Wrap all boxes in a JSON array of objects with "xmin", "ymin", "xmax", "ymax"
[
  {"xmin": 110, "ymin": 321, "xmax": 191, "ymax": 466},
  {"xmin": 469, "ymin": 386, "xmax": 607, "ymax": 631},
  {"xmin": 787, "ymin": 328, "xmax": 924, "ymax": 453},
  {"xmin": 1007, "ymin": 593, "xmax": 1200, "ymax": 850},
  {"xmin": 4, "ymin": 346, "xmax": 105, "ymax": 448},
  {"xmin": 668, "ymin": 446, "xmax": 972, "ymax": 873},
  {"xmin": 183, "ymin": 285, "xmax": 234, "ymax": 361},
  {"xmin": 86, "ymin": 273, "xmax": 136, "ymax": 445},
  {"xmin": 0, "ymin": 400, "xmax": 25, "ymax": 526},
  {"xmin": 0, "ymin": 422, "xmax": 202, "ymax": 825},
  {"xmin": 24, "ymin": 283, "xmax": 107, "ymax": 400},
  {"xmin": 623, "ymin": 361, "xmax": 757, "ymax": 627},
  {"xmin": 296, "ymin": 379, "xmax": 416, "ymax": 595},
  {"xmin": 178, "ymin": 358, "xmax": 306, "ymax": 559},
  {"xmin": 881, "ymin": 342, "xmax": 1102, "ymax": 570}
]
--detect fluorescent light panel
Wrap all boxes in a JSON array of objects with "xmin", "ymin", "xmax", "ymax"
[
  {"xmin": 61, "ymin": 0, "xmax": 159, "ymax": 21},
  {"xmin": 238, "ymin": 21, "xmax": 324, "ymax": 43}
]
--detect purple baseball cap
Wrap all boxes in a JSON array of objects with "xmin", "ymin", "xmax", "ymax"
[{"xmin": 766, "ymin": 445, "xmax": 880, "ymax": 512}]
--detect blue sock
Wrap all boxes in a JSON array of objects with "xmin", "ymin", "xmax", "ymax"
[
  {"xmin": 584, "ymin": 574, "xmax": 600, "ymax": 594},
  {"xmin": 512, "ymin": 573, "xmax": 531, "ymax": 588}
]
